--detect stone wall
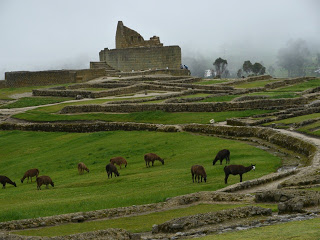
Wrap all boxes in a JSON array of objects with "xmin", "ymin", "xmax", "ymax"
[
  {"xmin": 4, "ymin": 69, "xmax": 105, "ymax": 88},
  {"xmin": 60, "ymin": 97, "xmax": 308, "ymax": 113},
  {"xmin": 99, "ymin": 46, "xmax": 181, "ymax": 72},
  {"xmin": 107, "ymin": 68, "xmax": 190, "ymax": 77},
  {"xmin": 255, "ymin": 190, "xmax": 320, "ymax": 213},
  {"xmin": 153, "ymin": 206, "xmax": 272, "ymax": 233},
  {"xmin": 0, "ymin": 228, "xmax": 135, "ymax": 240},
  {"xmin": 0, "ymin": 80, "xmax": 6, "ymax": 88},
  {"xmin": 0, "ymin": 191, "xmax": 252, "ymax": 231}
]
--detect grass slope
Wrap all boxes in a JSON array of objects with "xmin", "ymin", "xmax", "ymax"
[
  {"xmin": 198, "ymin": 218, "xmax": 320, "ymax": 240},
  {"xmin": 0, "ymin": 131, "xmax": 281, "ymax": 222},
  {"xmin": 13, "ymin": 109, "xmax": 273, "ymax": 124},
  {"xmin": 15, "ymin": 204, "xmax": 277, "ymax": 236}
]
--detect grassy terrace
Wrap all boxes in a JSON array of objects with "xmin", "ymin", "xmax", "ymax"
[
  {"xmin": 13, "ymin": 108, "xmax": 274, "ymax": 124},
  {"xmin": 248, "ymin": 91, "xmax": 300, "ymax": 99},
  {"xmin": 297, "ymin": 121, "xmax": 320, "ymax": 137},
  {"xmin": 0, "ymin": 84, "xmax": 70, "ymax": 100},
  {"xmin": 234, "ymin": 79, "xmax": 279, "ymax": 88},
  {"xmin": 0, "ymin": 131, "xmax": 281, "ymax": 222},
  {"xmin": 0, "ymin": 96, "xmax": 73, "ymax": 109},
  {"xmin": 14, "ymin": 203, "xmax": 277, "ymax": 236},
  {"xmin": 198, "ymin": 218, "xmax": 320, "ymax": 240},
  {"xmin": 193, "ymin": 79, "xmax": 229, "ymax": 85},
  {"xmin": 271, "ymin": 78, "xmax": 320, "ymax": 92}
]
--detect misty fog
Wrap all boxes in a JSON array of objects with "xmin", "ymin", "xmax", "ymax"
[{"xmin": 0, "ymin": 0, "xmax": 319, "ymax": 79}]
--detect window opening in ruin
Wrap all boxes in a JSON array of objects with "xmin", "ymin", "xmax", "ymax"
[{"xmin": 131, "ymin": 36, "xmax": 134, "ymax": 42}]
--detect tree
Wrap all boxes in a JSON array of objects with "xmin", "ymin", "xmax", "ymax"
[
  {"xmin": 268, "ymin": 66, "xmax": 275, "ymax": 76},
  {"xmin": 237, "ymin": 69, "xmax": 243, "ymax": 78},
  {"xmin": 242, "ymin": 60, "xmax": 253, "ymax": 75},
  {"xmin": 213, "ymin": 57, "xmax": 228, "ymax": 78},
  {"xmin": 252, "ymin": 62, "xmax": 266, "ymax": 76},
  {"xmin": 277, "ymin": 39, "xmax": 311, "ymax": 77}
]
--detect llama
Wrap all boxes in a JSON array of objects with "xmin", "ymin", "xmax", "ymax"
[
  {"xmin": 106, "ymin": 163, "xmax": 120, "ymax": 179},
  {"xmin": 224, "ymin": 164, "xmax": 255, "ymax": 184},
  {"xmin": 0, "ymin": 176, "xmax": 17, "ymax": 189},
  {"xmin": 213, "ymin": 149, "xmax": 230, "ymax": 165},
  {"xmin": 110, "ymin": 157, "xmax": 127, "ymax": 169},
  {"xmin": 21, "ymin": 168, "xmax": 39, "ymax": 183},
  {"xmin": 144, "ymin": 153, "xmax": 164, "ymax": 168},
  {"xmin": 78, "ymin": 162, "xmax": 89, "ymax": 174},
  {"xmin": 36, "ymin": 176, "xmax": 54, "ymax": 190},
  {"xmin": 191, "ymin": 165, "xmax": 207, "ymax": 183}
]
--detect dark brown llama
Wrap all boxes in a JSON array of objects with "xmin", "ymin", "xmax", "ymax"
[
  {"xmin": 106, "ymin": 163, "xmax": 120, "ymax": 179},
  {"xmin": 21, "ymin": 168, "xmax": 39, "ymax": 183},
  {"xmin": 191, "ymin": 165, "xmax": 207, "ymax": 183},
  {"xmin": 213, "ymin": 149, "xmax": 230, "ymax": 165},
  {"xmin": 0, "ymin": 176, "xmax": 17, "ymax": 189},
  {"xmin": 144, "ymin": 153, "xmax": 164, "ymax": 167},
  {"xmin": 224, "ymin": 164, "xmax": 255, "ymax": 184}
]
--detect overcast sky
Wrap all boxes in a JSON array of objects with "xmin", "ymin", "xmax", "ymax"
[{"xmin": 0, "ymin": 0, "xmax": 319, "ymax": 79}]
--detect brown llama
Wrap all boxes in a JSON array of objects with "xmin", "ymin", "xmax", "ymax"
[
  {"xmin": 191, "ymin": 165, "xmax": 207, "ymax": 183},
  {"xmin": 36, "ymin": 176, "xmax": 54, "ymax": 190},
  {"xmin": 0, "ymin": 176, "xmax": 17, "ymax": 189},
  {"xmin": 213, "ymin": 149, "xmax": 230, "ymax": 165},
  {"xmin": 78, "ymin": 162, "xmax": 89, "ymax": 174},
  {"xmin": 110, "ymin": 157, "xmax": 127, "ymax": 169},
  {"xmin": 144, "ymin": 153, "xmax": 164, "ymax": 168},
  {"xmin": 224, "ymin": 164, "xmax": 255, "ymax": 184},
  {"xmin": 106, "ymin": 163, "xmax": 120, "ymax": 179},
  {"xmin": 21, "ymin": 168, "xmax": 39, "ymax": 183}
]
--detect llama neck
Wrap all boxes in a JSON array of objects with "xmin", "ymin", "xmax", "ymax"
[{"xmin": 245, "ymin": 166, "xmax": 253, "ymax": 173}]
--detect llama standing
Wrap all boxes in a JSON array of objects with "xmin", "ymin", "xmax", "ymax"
[{"xmin": 224, "ymin": 164, "xmax": 255, "ymax": 184}]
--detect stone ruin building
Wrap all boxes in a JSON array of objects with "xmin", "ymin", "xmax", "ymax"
[{"xmin": 95, "ymin": 21, "xmax": 183, "ymax": 72}]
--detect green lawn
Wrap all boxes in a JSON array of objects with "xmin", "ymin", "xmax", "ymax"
[
  {"xmin": 234, "ymin": 79, "xmax": 278, "ymax": 89},
  {"xmin": 0, "ymin": 84, "xmax": 70, "ymax": 100},
  {"xmin": 0, "ymin": 97, "xmax": 73, "ymax": 109},
  {"xmin": 13, "ymin": 109, "xmax": 274, "ymax": 124},
  {"xmin": 272, "ymin": 78, "xmax": 320, "ymax": 92},
  {"xmin": 15, "ymin": 204, "xmax": 277, "ymax": 237},
  {"xmin": 0, "ymin": 130, "xmax": 281, "ymax": 222},
  {"xmin": 265, "ymin": 113, "xmax": 320, "ymax": 125},
  {"xmin": 177, "ymin": 93, "xmax": 211, "ymax": 99},
  {"xmin": 248, "ymin": 91, "xmax": 299, "ymax": 99},
  {"xmin": 199, "ymin": 95, "xmax": 240, "ymax": 102},
  {"xmin": 198, "ymin": 218, "xmax": 320, "ymax": 240},
  {"xmin": 297, "ymin": 121, "xmax": 320, "ymax": 137},
  {"xmin": 194, "ymin": 79, "xmax": 229, "ymax": 85}
]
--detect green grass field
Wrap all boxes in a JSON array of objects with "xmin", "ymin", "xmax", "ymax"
[
  {"xmin": 15, "ymin": 203, "xmax": 277, "ymax": 236},
  {"xmin": 12, "ymin": 109, "xmax": 273, "ymax": 124},
  {"xmin": 0, "ymin": 97, "xmax": 73, "ymax": 109},
  {"xmin": 0, "ymin": 130, "xmax": 281, "ymax": 222},
  {"xmin": 198, "ymin": 218, "xmax": 320, "ymax": 240},
  {"xmin": 235, "ymin": 79, "xmax": 279, "ymax": 89},
  {"xmin": 0, "ymin": 84, "xmax": 70, "ymax": 100}
]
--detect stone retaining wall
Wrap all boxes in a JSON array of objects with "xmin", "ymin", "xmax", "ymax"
[
  {"xmin": 227, "ymin": 106, "xmax": 320, "ymax": 126},
  {"xmin": 265, "ymin": 77, "xmax": 314, "ymax": 89},
  {"xmin": 0, "ymin": 191, "xmax": 251, "ymax": 231},
  {"xmin": 153, "ymin": 206, "xmax": 272, "ymax": 233},
  {"xmin": 220, "ymin": 75, "xmax": 273, "ymax": 86},
  {"xmin": 0, "ymin": 228, "xmax": 135, "ymax": 240},
  {"xmin": 4, "ymin": 69, "xmax": 106, "ymax": 88},
  {"xmin": 60, "ymin": 97, "xmax": 308, "ymax": 113},
  {"xmin": 255, "ymin": 190, "xmax": 320, "ymax": 213}
]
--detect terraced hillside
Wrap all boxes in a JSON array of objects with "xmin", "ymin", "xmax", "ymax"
[{"xmin": 0, "ymin": 74, "xmax": 319, "ymax": 239}]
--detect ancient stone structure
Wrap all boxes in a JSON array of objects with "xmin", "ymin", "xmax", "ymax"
[{"xmin": 98, "ymin": 21, "xmax": 182, "ymax": 72}]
